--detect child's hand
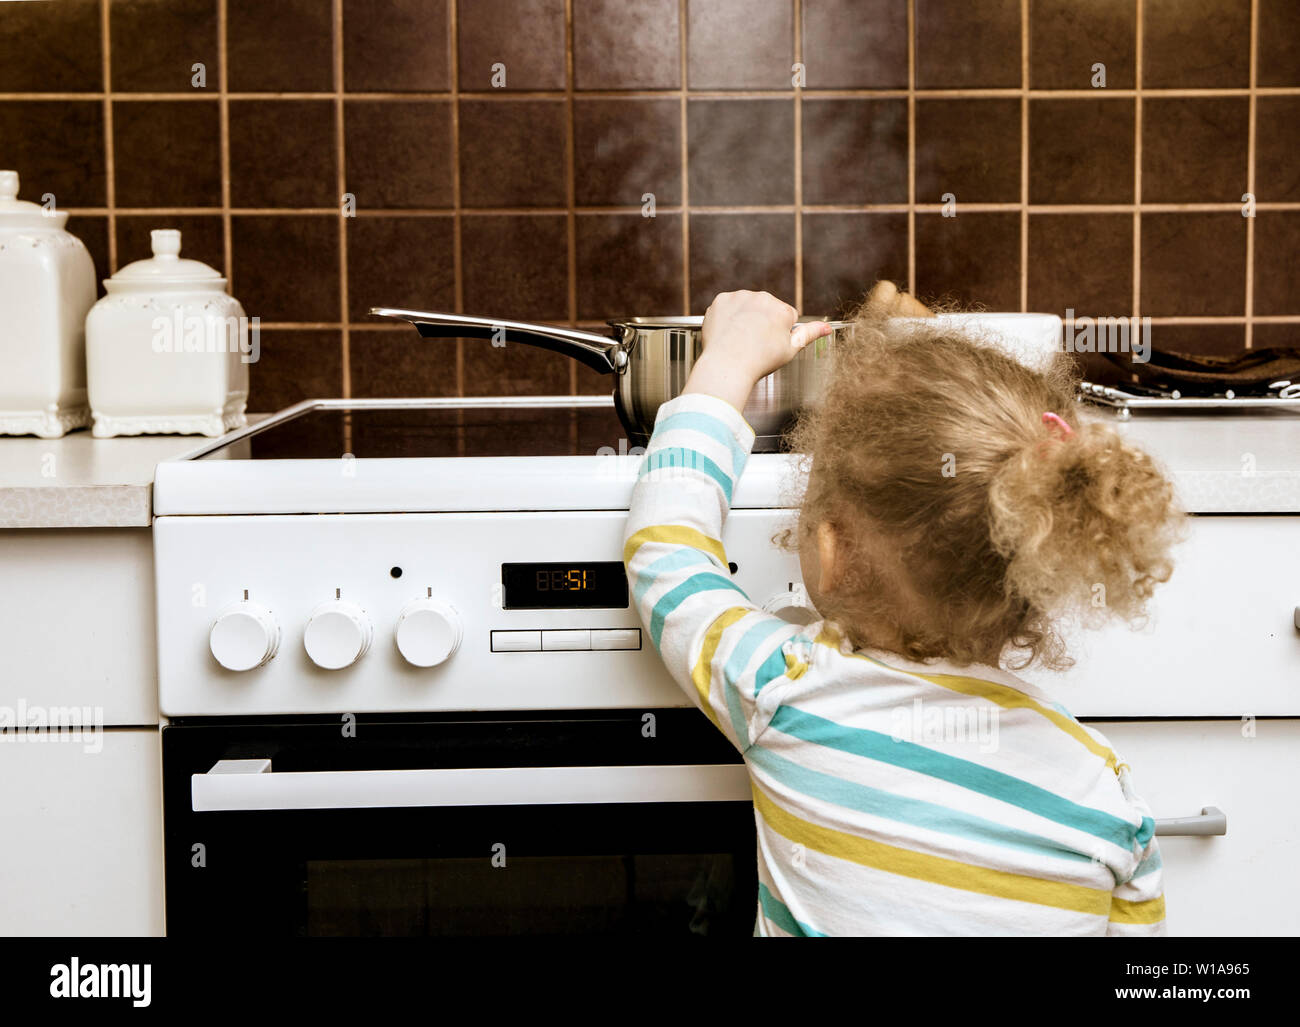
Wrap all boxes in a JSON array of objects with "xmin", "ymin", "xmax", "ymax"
[{"xmin": 684, "ymin": 291, "xmax": 832, "ymax": 413}]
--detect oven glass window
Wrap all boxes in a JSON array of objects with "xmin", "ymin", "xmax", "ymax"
[{"xmin": 305, "ymin": 853, "xmax": 747, "ymax": 936}]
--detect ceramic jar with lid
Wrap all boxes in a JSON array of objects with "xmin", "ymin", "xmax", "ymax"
[
  {"xmin": 0, "ymin": 170, "xmax": 97, "ymax": 437},
  {"xmin": 85, "ymin": 229, "xmax": 250, "ymax": 437}
]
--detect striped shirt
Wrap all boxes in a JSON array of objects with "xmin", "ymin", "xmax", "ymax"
[{"xmin": 624, "ymin": 392, "xmax": 1167, "ymax": 937}]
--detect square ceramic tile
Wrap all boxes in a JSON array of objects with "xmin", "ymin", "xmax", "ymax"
[
  {"xmin": 68, "ymin": 214, "xmax": 109, "ymax": 295},
  {"xmin": 247, "ymin": 330, "xmax": 344, "ymax": 412},
  {"xmin": 573, "ymin": 0, "xmax": 680, "ymax": 90},
  {"xmin": 0, "ymin": 0, "xmax": 100, "ymax": 91},
  {"xmin": 1029, "ymin": 0, "xmax": 1135, "ymax": 89},
  {"xmin": 573, "ymin": 99, "xmax": 681, "ymax": 207},
  {"xmin": 462, "ymin": 337, "xmax": 572, "ymax": 396},
  {"xmin": 575, "ymin": 214, "xmax": 684, "ymax": 320},
  {"xmin": 688, "ymin": 214, "xmax": 796, "ymax": 313},
  {"xmin": 1139, "ymin": 213, "xmax": 1245, "ymax": 316},
  {"xmin": 1142, "ymin": 98, "xmax": 1247, "ymax": 203},
  {"xmin": 914, "ymin": 212, "xmax": 1020, "ymax": 311},
  {"xmin": 687, "ymin": 0, "xmax": 793, "ymax": 89},
  {"xmin": 458, "ymin": 0, "xmax": 566, "ymax": 90},
  {"xmin": 1253, "ymin": 211, "xmax": 1300, "ymax": 316},
  {"xmin": 344, "ymin": 101, "xmax": 454, "ymax": 209},
  {"xmin": 915, "ymin": 0, "xmax": 1020, "ymax": 87},
  {"xmin": 113, "ymin": 101, "xmax": 221, "ymax": 207},
  {"xmin": 802, "ymin": 99, "xmax": 908, "ymax": 205},
  {"xmin": 349, "ymin": 328, "xmax": 460, "ymax": 397},
  {"xmin": 1251, "ymin": 323, "xmax": 1300, "ymax": 349},
  {"xmin": 229, "ymin": 100, "xmax": 337, "ymax": 208},
  {"xmin": 227, "ymin": 0, "xmax": 334, "ymax": 92},
  {"xmin": 1255, "ymin": 97, "xmax": 1300, "ymax": 203},
  {"xmin": 1029, "ymin": 99, "xmax": 1134, "ymax": 204},
  {"xmin": 1027, "ymin": 214, "xmax": 1133, "ymax": 318},
  {"xmin": 1258, "ymin": 0, "xmax": 1300, "ymax": 86},
  {"xmin": 687, "ymin": 100, "xmax": 793, "ymax": 206},
  {"xmin": 458, "ymin": 100, "xmax": 567, "ymax": 207},
  {"xmin": 461, "ymin": 214, "xmax": 568, "ymax": 319},
  {"xmin": 111, "ymin": 0, "xmax": 218, "ymax": 92},
  {"xmin": 801, "ymin": 212, "xmax": 908, "ymax": 319},
  {"xmin": 342, "ymin": 0, "xmax": 450, "ymax": 91},
  {"xmin": 0, "ymin": 101, "xmax": 105, "ymax": 207},
  {"xmin": 915, "ymin": 99, "xmax": 1020, "ymax": 204},
  {"xmin": 801, "ymin": 0, "xmax": 908, "ymax": 88},
  {"xmin": 1142, "ymin": 0, "xmax": 1249, "ymax": 88},
  {"xmin": 347, "ymin": 215, "xmax": 454, "ymax": 322},
  {"xmin": 1143, "ymin": 323, "xmax": 1246, "ymax": 356},
  {"xmin": 231, "ymin": 216, "xmax": 340, "ymax": 322}
]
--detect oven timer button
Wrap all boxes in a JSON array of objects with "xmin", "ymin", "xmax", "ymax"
[
  {"xmin": 395, "ymin": 598, "xmax": 462, "ymax": 668},
  {"xmin": 304, "ymin": 600, "xmax": 374, "ymax": 670},
  {"xmin": 209, "ymin": 602, "xmax": 280, "ymax": 672}
]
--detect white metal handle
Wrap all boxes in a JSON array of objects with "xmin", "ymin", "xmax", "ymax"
[
  {"xmin": 192, "ymin": 759, "xmax": 752, "ymax": 812},
  {"xmin": 1153, "ymin": 806, "xmax": 1227, "ymax": 837}
]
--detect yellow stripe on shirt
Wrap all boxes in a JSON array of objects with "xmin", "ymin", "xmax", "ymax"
[
  {"xmin": 624, "ymin": 524, "xmax": 728, "ymax": 569},
  {"xmin": 752, "ymin": 781, "xmax": 1112, "ymax": 917},
  {"xmin": 1110, "ymin": 895, "xmax": 1167, "ymax": 925},
  {"xmin": 691, "ymin": 606, "xmax": 751, "ymax": 727},
  {"xmin": 814, "ymin": 623, "xmax": 1120, "ymax": 772}
]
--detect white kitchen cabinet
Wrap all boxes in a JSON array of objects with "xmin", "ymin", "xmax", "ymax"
[
  {"xmin": 1045, "ymin": 516, "xmax": 1300, "ymax": 717},
  {"xmin": 0, "ymin": 728, "xmax": 163, "ymax": 936},
  {"xmin": 1090, "ymin": 719, "xmax": 1299, "ymax": 937},
  {"xmin": 0, "ymin": 527, "xmax": 158, "ymax": 725}
]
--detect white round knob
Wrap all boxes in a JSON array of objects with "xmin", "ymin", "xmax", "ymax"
[
  {"xmin": 304, "ymin": 600, "xmax": 373, "ymax": 670},
  {"xmin": 209, "ymin": 602, "xmax": 280, "ymax": 672},
  {"xmin": 762, "ymin": 587, "xmax": 817, "ymax": 626},
  {"xmin": 395, "ymin": 598, "xmax": 462, "ymax": 667}
]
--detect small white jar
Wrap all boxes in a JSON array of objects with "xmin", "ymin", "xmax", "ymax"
[
  {"xmin": 86, "ymin": 229, "xmax": 250, "ymax": 438},
  {"xmin": 0, "ymin": 170, "xmax": 97, "ymax": 437}
]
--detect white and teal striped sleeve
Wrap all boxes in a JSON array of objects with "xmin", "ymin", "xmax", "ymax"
[
  {"xmin": 623, "ymin": 392, "xmax": 810, "ymax": 754},
  {"xmin": 1106, "ymin": 764, "xmax": 1168, "ymax": 936}
]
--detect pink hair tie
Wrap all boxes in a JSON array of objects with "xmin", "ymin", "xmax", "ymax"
[{"xmin": 1041, "ymin": 411, "xmax": 1074, "ymax": 439}]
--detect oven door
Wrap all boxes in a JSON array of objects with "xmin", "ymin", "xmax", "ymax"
[{"xmin": 162, "ymin": 709, "xmax": 757, "ymax": 937}]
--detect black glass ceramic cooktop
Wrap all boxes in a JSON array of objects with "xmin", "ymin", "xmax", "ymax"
[{"xmin": 197, "ymin": 403, "xmax": 628, "ymax": 460}]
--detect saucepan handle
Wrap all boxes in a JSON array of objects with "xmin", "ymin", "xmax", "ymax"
[{"xmin": 370, "ymin": 307, "xmax": 624, "ymax": 375}]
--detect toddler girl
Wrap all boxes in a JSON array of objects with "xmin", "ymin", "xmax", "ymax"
[{"xmin": 623, "ymin": 287, "xmax": 1182, "ymax": 936}]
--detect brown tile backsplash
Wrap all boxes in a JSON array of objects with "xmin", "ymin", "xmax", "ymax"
[
  {"xmin": 342, "ymin": 0, "xmax": 450, "ymax": 92},
  {"xmin": 3, "ymin": 0, "xmax": 1294, "ymax": 411},
  {"xmin": 109, "ymin": 0, "xmax": 217, "ymax": 93},
  {"xmin": 112, "ymin": 101, "xmax": 222, "ymax": 207},
  {"xmin": 1143, "ymin": 0, "xmax": 1251, "ymax": 88}
]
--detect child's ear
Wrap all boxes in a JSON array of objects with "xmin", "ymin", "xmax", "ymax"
[{"xmin": 816, "ymin": 521, "xmax": 840, "ymax": 595}]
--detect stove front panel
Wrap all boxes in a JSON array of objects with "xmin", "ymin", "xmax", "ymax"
[{"xmin": 155, "ymin": 510, "xmax": 805, "ymax": 716}]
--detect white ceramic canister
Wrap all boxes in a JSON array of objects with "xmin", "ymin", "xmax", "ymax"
[
  {"xmin": 0, "ymin": 170, "xmax": 97, "ymax": 437},
  {"xmin": 85, "ymin": 229, "xmax": 250, "ymax": 437}
]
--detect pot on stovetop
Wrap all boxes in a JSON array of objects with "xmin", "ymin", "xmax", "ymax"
[{"xmin": 370, "ymin": 307, "xmax": 852, "ymax": 451}]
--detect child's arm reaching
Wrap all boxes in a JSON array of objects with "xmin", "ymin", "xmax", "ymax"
[{"xmin": 622, "ymin": 292, "xmax": 832, "ymax": 753}]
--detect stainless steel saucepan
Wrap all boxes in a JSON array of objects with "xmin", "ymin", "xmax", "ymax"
[{"xmin": 370, "ymin": 307, "xmax": 852, "ymax": 451}]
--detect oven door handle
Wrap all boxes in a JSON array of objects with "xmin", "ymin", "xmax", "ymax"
[{"xmin": 191, "ymin": 759, "xmax": 753, "ymax": 812}]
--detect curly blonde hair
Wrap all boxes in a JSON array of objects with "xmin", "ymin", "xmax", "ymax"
[{"xmin": 780, "ymin": 304, "xmax": 1185, "ymax": 671}]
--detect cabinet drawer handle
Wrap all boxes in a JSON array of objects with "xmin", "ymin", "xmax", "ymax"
[{"xmin": 1153, "ymin": 806, "xmax": 1227, "ymax": 837}]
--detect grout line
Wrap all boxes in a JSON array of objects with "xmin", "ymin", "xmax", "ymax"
[
  {"xmin": 15, "ymin": 86, "xmax": 1300, "ymax": 102},
  {"xmin": 1245, "ymin": 0, "xmax": 1258, "ymax": 349},
  {"xmin": 333, "ymin": 0, "xmax": 350, "ymax": 399},
  {"xmin": 906, "ymin": 0, "xmax": 916, "ymax": 296},
  {"xmin": 679, "ymin": 0, "xmax": 690, "ymax": 315},
  {"xmin": 1020, "ymin": 0, "xmax": 1029, "ymax": 312},
  {"xmin": 99, "ymin": 0, "xmax": 116, "ymax": 271},
  {"xmin": 217, "ymin": 0, "xmax": 231, "ymax": 289},
  {"xmin": 793, "ymin": 0, "xmax": 803, "ymax": 312},
  {"xmin": 1133, "ymin": 0, "xmax": 1143, "ymax": 322}
]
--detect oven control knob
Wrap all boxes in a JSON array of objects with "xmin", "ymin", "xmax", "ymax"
[
  {"xmin": 209, "ymin": 602, "xmax": 280, "ymax": 672},
  {"xmin": 304, "ymin": 600, "xmax": 373, "ymax": 670},
  {"xmin": 762, "ymin": 585, "xmax": 818, "ymax": 625},
  {"xmin": 395, "ymin": 598, "xmax": 462, "ymax": 667}
]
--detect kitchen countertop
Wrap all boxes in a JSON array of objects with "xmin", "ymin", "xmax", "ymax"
[{"xmin": 1, "ymin": 407, "xmax": 1297, "ymax": 528}]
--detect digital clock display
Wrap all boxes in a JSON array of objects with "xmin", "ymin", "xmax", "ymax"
[{"xmin": 500, "ymin": 561, "xmax": 629, "ymax": 610}]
